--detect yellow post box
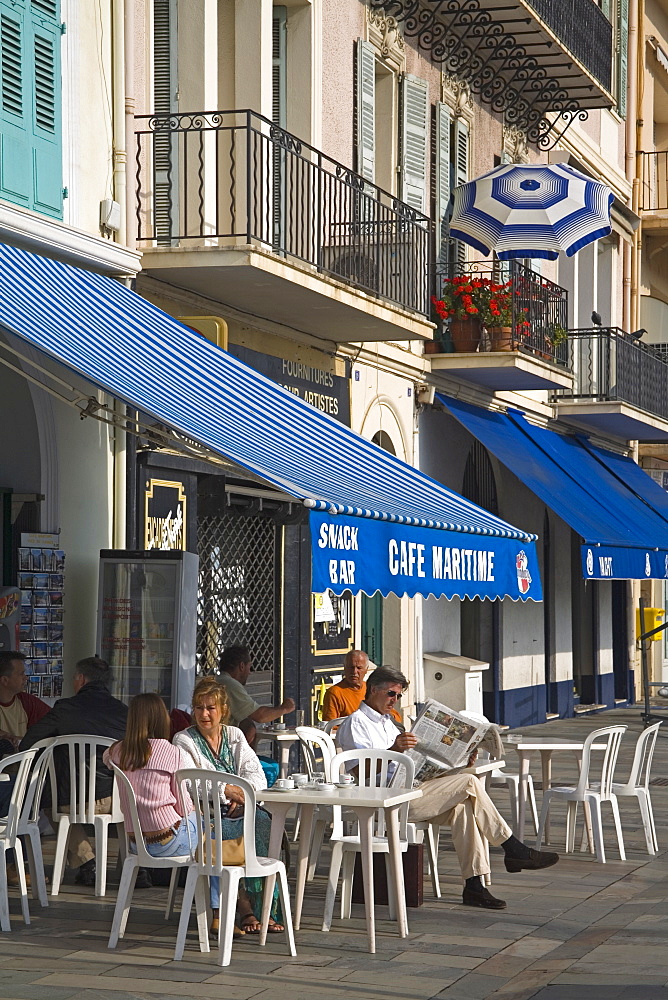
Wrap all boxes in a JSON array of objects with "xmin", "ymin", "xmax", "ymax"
[{"xmin": 636, "ymin": 607, "xmax": 666, "ymax": 641}]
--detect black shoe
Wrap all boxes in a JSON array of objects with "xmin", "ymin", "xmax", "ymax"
[
  {"xmin": 134, "ymin": 867, "xmax": 152, "ymax": 889},
  {"xmin": 504, "ymin": 847, "xmax": 559, "ymax": 873},
  {"xmin": 74, "ymin": 859, "xmax": 96, "ymax": 887},
  {"xmin": 462, "ymin": 885, "xmax": 507, "ymax": 909}
]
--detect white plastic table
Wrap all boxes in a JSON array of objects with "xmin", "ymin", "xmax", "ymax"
[
  {"xmin": 256, "ymin": 728, "xmax": 299, "ymax": 779},
  {"xmin": 507, "ymin": 736, "xmax": 607, "ymax": 843},
  {"xmin": 261, "ymin": 783, "xmax": 422, "ymax": 954}
]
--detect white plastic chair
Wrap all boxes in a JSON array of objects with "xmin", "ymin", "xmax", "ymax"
[
  {"xmin": 321, "ymin": 717, "xmax": 347, "ymax": 735},
  {"xmin": 609, "ymin": 722, "xmax": 661, "ymax": 855},
  {"xmin": 14, "ymin": 737, "xmax": 55, "ymax": 907},
  {"xmin": 295, "ymin": 726, "xmax": 337, "ymax": 878},
  {"xmin": 0, "ymin": 748, "xmax": 39, "ymax": 930},
  {"xmin": 536, "ymin": 724, "xmax": 627, "ymax": 864},
  {"xmin": 48, "ymin": 736, "xmax": 125, "ymax": 897},
  {"xmin": 175, "ymin": 769, "xmax": 296, "ymax": 967},
  {"xmin": 107, "ymin": 764, "xmax": 199, "ymax": 950},
  {"xmin": 323, "ymin": 749, "xmax": 414, "ymax": 930}
]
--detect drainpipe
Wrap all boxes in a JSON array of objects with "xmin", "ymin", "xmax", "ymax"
[
  {"xmin": 629, "ymin": 0, "xmax": 642, "ymax": 331},
  {"xmin": 124, "ymin": 0, "xmax": 136, "ymax": 251},
  {"xmin": 112, "ymin": 1, "xmax": 128, "ymax": 549}
]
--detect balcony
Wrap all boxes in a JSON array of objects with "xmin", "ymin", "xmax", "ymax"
[
  {"xmin": 135, "ymin": 110, "xmax": 433, "ymax": 343},
  {"xmin": 553, "ymin": 329, "xmax": 668, "ymax": 441},
  {"xmin": 427, "ymin": 260, "xmax": 574, "ymax": 391},
  {"xmin": 639, "ymin": 151, "xmax": 668, "ymax": 234},
  {"xmin": 369, "ymin": 0, "xmax": 613, "ymax": 148}
]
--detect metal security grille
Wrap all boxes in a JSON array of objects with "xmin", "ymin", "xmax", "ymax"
[
  {"xmin": 197, "ymin": 510, "xmax": 277, "ymax": 675},
  {"xmin": 462, "ymin": 441, "xmax": 498, "ymax": 516}
]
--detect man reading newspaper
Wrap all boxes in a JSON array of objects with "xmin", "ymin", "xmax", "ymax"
[{"xmin": 336, "ymin": 665, "xmax": 559, "ymax": 910}]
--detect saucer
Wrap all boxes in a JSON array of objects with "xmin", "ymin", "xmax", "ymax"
[
  {"xmin": 334, "ymin": 781, "xmax": 355, "ymax": 789},
  {"xmin": 272, "ymin": 785, "xmax": 295, "ymax": 792},
  {"xmin": 310, "ymin": 783, "xmax": 337, "ymax": 792}
]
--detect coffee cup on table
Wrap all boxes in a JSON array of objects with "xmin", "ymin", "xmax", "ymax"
[
  {"xmin": 338, "ymin": 773, "xmax": 354, "ymax": 785},
  {"xmin": 274, "ymin": 777, "xmax": 295, "ymax": 790},
  {"xmin": 291, "ymin": 773, "xmax": 309, "ymax": 786},
  {"xmin": 274, "ymin": 722, "xmax": 286, "ymax": 731}
]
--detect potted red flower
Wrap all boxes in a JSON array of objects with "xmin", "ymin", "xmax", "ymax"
[{"xmin": 431, "ymin": 275, "xmax": 486, "ymax": 352}]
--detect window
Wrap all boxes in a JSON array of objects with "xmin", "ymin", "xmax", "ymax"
[
  {"xmin": 0, "ymin": 0, "xmax": 61, "ymax": 218},
  {"xmin": 400, "ymin": 74, "xmax": 428, "ymax": 212},
  {"xmin": 600, "ymin": 0, "xmax": 628, "ymax": 117}
]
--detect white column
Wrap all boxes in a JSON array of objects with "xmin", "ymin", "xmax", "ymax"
[{"xmin": 235, "ymin": 0, "xmax": 273, "ymax": 118}]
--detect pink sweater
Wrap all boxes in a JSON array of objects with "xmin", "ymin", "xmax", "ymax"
[{"xmin": 104, "ymin": 739, "xmax": 193, "ymax": 835}]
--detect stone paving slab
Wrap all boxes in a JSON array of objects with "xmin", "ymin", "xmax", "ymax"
[{"xmin": 3, "ymin": 709, "xmax": 668, "ymax": 1000}]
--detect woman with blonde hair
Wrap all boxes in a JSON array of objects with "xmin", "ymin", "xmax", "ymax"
[{"xmin": 173, "ymin": 676, "xmax": 283, "ymax": 935}]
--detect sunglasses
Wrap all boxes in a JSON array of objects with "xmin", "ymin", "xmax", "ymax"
[{"xmin": 385, "ymin": 689, "xmax": 402, "ymax": 700}]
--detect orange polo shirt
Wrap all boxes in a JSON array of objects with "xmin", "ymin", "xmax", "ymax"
[{"xmin": 321, "ymin": 680, "xmax": 402, "ymax": 725}]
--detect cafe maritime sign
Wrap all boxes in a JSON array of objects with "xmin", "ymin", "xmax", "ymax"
[{"xmin": 310, "ymin": 512, "xmax": 542, "ymax": 601}]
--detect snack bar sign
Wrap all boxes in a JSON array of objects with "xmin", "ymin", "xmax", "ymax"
[{"xmin": 310, "ymin": 512, "xmax": 542, "ymax": 601}]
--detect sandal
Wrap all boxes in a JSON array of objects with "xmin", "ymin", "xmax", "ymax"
[
  {"xmin": 239, "ymin": 913, "xmax": 261, "ymax": 934},
  {"xmin": 210, "ymin": 914, "xmax": 245, "ymax": 938},
  {"xmin": 267, "ymin": 919, "xmax": 285, "ymax": 933}
]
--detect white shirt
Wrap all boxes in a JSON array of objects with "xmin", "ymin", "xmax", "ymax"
[{"xmin": 336, "ymin": 702, "xmax": 400, "ymax": 773}]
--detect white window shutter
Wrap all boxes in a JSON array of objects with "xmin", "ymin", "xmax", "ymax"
[
  {"xmin": 400, "ymin": 73, "xmax": 428, "ymax": 212},
  {"xmin": 356, "ymin": 39, "xmax": 375, "ymax": 183},
  {"xmin": 435, "ymin": 102, "xmax": 451, "ymax": 262},
  {"xmin": 453, "ymin": 116, "xmax": 469, "ymax": 262},
  {"xmin": 153, "ymin": 0, "xmax": 178, "ymax": 242}
]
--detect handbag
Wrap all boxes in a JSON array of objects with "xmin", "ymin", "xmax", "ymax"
[{"xmin": 198, "ymin": 834, "xmax": 246, "ymax": 866}]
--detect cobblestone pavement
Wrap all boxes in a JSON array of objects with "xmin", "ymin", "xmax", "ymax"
[{"xmin": 2, "ymin": 708, "xmax": 668, "ymax": 1000}]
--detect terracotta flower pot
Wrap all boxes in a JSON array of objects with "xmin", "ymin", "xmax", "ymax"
[
  {"xmin": 424, "ymin": 340, "xmax": 443, "ymax": 354},
  {"xmin": 450, "ymin": 317, "xmax": 481, "ymax": 353},
  {"xmin": 488, "ymin": 326, "xmax": 513, "ymax": 351}
]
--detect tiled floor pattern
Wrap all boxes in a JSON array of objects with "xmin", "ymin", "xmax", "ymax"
[{"xmin": 1, "ymin": 709, "xmax": 668, "ymax": 999}]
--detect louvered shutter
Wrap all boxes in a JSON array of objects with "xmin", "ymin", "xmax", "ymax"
[
  {"xmin": 617, "ymin": 0, "xmax": 628, "ymax": 118},
  {"xmin": 600, "ymin": 0, "xmax": 611, "ymax": 17},
  {"xmin": 0, "ymin": 0, "xmax": 61, "ymax": 218},
  {"xmin": 400, "ymin": 74, "xmax": 428, "ymax": 212},
  {"xmin": 153, "ymin": 0, "xmax": 177, "ymax": 242},
  {"xmin": 356, "ymin": 39, "xmax": 375, "ymax": 182},
  {"xmin": 435, "ymin": 102, "xmax": 451, "ymax": 263},
  {"xmin": 31, "ymin": 0, "xmax": 61, "ymax": 216},
  {"xmin": 272, "ymin": 7, "xmax": 286, "ymax": 128},
  {"xmin": 453, "ymin": 116, "xmax": 469, "ymax": 263}
]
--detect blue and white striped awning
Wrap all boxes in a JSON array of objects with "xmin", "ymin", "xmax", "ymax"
[{"xmin": 0, "ymin": 243, "xmax": 541, "ymax": 600}]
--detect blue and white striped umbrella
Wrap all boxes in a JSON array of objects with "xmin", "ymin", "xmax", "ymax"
[{"xmin": 450, "ymin": 163, "xmax": 614, "ymax": 261}]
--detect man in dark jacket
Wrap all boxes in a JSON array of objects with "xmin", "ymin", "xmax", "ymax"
[{"xmin": 20, "ymin": 655, "xmax": 130, "ymax": 887}]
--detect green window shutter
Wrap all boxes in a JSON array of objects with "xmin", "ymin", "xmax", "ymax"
[
  {"xmin": 435, "ymin": 101, "xmax": 451, "ymax": 263},
  {"xmin": 400, "ymin": 73, "xmax": 428, "ymax": 212},
  {"xmin": 272, "ymin": 6, "xmax": 286, "ymax": 128},
  {"xmin": 356, "ymin": 39, "xmax": 375, "ymax": 183},
  {"xmin": 31, "ymin": 11, "xmax": 62, "ymax": 216},
  {"xmin": 600, "ymin": 0, "xmax": 611, "ymax": 17},
  {"xmin": 0, "ymin": 2, "xmax": 30, "ymax": 208},
  {"xmin": 453, "ymin": 116, "xmax": 469, "ymax": 263},
  {"xmin": 617, "ymin": 0, "xmax": 628, "ymax": 118}
]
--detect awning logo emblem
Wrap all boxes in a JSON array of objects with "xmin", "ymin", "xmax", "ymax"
[
  {"xmin": 586, "ymin": 548, "xmax": 594, "ymax": 576},
  {"xmin": 646, "ymin": 553, "xmax": 652, "ymax": 577},
  {"xmin": 516, "ymin": 550, "xmax": 532, "ymax": 594}
]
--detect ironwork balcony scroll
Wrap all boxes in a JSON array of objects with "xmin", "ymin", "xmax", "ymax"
[
  {"xmin": 369, "ymin": 0, "xmax": 613, "ymax": 149},
  {"xmin": 135, "ymin": 108, "xmax": 432, "ymax": 317}
]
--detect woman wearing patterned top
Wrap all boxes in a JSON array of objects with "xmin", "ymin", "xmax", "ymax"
[{"xmin": 173, "ymin": 677, "xmax": 283, "ymax": 935}]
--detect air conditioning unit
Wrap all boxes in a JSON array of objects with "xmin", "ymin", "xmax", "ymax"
[{"xmin": 322, "ymin": 229, "xmax": 425, "ymax": 313}]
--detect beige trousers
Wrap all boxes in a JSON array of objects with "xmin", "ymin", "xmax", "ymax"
[
  {"xmin": 408, "ymin": 774, "xmax": 512, "ymax": 880},
  {"xmin": 46, "ymin": 796, "xmax": 113, "ymax": 868}
]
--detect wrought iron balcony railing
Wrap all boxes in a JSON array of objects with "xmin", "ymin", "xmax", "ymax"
[
  {"xmin": 555, "ymin": 328, "xmax": 668, "ymax": 422},
  {"xmin": 135, "ymin": 109, "xmax": 432, "ymax": 317},
  {"xmin": 639, "ymin": 151, "xmax": 668, "ymax": 212},
  {"xmin": 524, "ymin": 0, "xmax": 613, "ymax": 91},
  {"xmin": 369, "ymin": 1, "xmax": 613, "ymax": 149},
  {"xmin": 431, "ymin": 260, "xmax": 570, "ymax": 368}
]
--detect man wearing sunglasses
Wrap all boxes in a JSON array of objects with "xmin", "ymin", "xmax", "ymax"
[{"xmin": 336, "ymin": 665, "xmax": 559, "ymax": 910}]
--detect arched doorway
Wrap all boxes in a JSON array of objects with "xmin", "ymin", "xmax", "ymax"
[{"xmin": 460, "ymin": 441, "xmax": 501, "ymax": 721}]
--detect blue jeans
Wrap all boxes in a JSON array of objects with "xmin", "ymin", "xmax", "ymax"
[{"xmin": 131, "ymin": 812, "xmax": 219, "ymax": 907}]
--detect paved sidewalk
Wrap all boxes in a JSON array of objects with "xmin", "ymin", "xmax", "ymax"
[{"xmin": 2, "ymin": 708, "xmax": 668, "ymax": 1000}]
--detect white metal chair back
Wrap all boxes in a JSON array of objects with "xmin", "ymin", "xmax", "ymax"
[
  {"xmin": 295, "ymin": 726, "xmax": 336, "ymax": 778},
  {"xmin": 49, "ymin": 735, "xmax": 121, "ymax": 822},
  {"xmin": 619, "ymin": 722, "xmax": 661, "ymax": 793},
  {"xmin": 322, "ymin": 717, "xmax": 346, "ymax": 735},
  {"xmin": 330, "ymin": 749, "xmax": 414, "ymax": 840},
  {"xmin": 176, "ymin": 770, "xmax": 261, "ymax": 877},
  {"xmin": 0, "ymin": 749, "xmax": 39, "ymax": 844},
  {"xmin": 574, "ymin": 725, "xmax": 626, "ymax": 801}
]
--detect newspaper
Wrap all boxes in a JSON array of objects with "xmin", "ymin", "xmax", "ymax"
[{"xmin": 406, "ymin": 699, "xmax": 491, "ymax": 784}]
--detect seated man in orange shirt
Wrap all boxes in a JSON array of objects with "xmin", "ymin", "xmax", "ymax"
[{"xmin": 321, "ymin": 649, "xmax": 402, "ymax": 726}]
